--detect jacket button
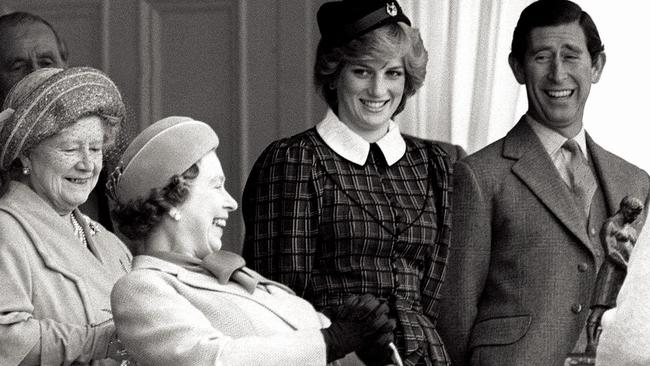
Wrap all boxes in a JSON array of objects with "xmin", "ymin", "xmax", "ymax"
[
  {"xmin": 577, "ymin": 263, "xmax": 589, "ymax": 272},
  {"xmin": 571, "ymin": 304, "xmax": 583, "ymax": 314}
]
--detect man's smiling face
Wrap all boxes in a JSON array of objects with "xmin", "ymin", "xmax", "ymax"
[{"xmin": 510, "ymin": 21, "xmax": 605, "ymax": 137}]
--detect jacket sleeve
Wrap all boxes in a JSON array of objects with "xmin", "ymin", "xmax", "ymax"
[
  {"xmin": 111, "ymin": 272, "xmax": 328, "ymax": 366},
  {"xmin": 0, "ymin": 212, "xmax": 113, "ymax": 366},
  {"xmin": 242, "ymin": 140, "xmax": 319, "ymax": 298},
  {"xmin": 436, "ymin": 159, "xmax": 492, "ymax": 365}
]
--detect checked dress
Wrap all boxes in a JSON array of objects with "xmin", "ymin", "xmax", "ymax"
[{"xmin": 242, "ymin": 111, "xmax": 454, "ymax": 365}]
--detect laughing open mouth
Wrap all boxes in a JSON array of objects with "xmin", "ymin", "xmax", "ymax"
[
  {"xmin": 212, "ymin": 218, "xmax": 227, "ymax": 228},
  {"xmin": 545, "ymin": 89, "xmax": 573, "ymax": 98}
]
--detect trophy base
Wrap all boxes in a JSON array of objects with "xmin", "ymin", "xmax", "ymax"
[{"xmin": 564, "ymin": 353, "xmax": 595, "ymax": 366}]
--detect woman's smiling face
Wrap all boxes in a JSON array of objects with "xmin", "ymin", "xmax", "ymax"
[
  {"xmin": 336, "ymin": 56, "xmax": 405, "ymax": 142},
  {"xmin": 21, "ymin": 115, "xmax": 104, "ymax": 215},
  {"xmin": 176, "ymin": 150, "xmax": 238, "ymax": 258}
]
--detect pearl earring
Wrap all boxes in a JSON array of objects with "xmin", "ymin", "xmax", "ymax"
[
  {"xmin": 168, "ymin": 208, "xmax": 181, "ymax": 221},
  {"xmin": 22, "ymin": 166, "xmax": 31, "ymax": 175}
]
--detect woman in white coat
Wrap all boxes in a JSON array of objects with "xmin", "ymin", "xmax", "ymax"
[
  {"xmin": 108, "ymin": 116, "xmax": 396, "ymax": 366},
  {"xmin": 0, "ymin": 67, "xmax": 132, "ymax": 366}
]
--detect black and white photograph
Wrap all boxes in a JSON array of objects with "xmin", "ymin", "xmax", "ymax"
[{"xmin": 0, "ymin": 1, "xmax": 649, "ymax": 365}]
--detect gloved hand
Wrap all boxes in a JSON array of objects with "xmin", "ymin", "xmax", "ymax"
[
  {"xmin": 321, "ymin": 294, "xmax": 395, "ymax": 363},
  {"xmin": 356, "ymin": 331, "xmax": 396, "ymax": 366}
]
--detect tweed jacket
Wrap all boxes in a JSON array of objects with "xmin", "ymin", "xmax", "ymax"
[
  {"xmin": 111, "ymin": 255, "xmax": 332, "ymax": 366},
  {"xmin": 0, "ymin": 181, "xmax": 132, "ymax": 366},
  {"xmin": 242, "ymin": 127, "xmax": 460, "ymax": 365},
  {"xmin": 437, "ymin": 117, "xmax": 650, "ymax": 366},
  {"xmin": 596, "ymin": 225, "xmax": 650, "ymax": 365}
]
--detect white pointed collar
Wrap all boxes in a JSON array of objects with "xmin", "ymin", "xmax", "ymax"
[{"xmin": 316, "ymin": 108, "xmax": 406, "ymax": 166}]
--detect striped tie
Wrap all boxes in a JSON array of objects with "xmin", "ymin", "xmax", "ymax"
[{"xmin": 562, "ymin": 139, "xmax": 597, "ymax": 216}]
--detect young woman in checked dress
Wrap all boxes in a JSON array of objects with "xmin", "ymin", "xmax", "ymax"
[{"xmin": 242, "ymin": 1, "xmax": 465, "ymax": 365}]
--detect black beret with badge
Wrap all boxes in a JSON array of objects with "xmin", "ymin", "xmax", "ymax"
[{"xmin": 317, "ymin": 0, "xmax": 411, "ymax": 46}]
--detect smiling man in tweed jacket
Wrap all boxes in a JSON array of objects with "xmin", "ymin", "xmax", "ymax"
[{"xmin": 437, "ymin": 1, "xmax": 650, "ymax": 365}]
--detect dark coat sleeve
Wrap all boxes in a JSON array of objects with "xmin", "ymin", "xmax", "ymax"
[{"xmin": 436, "ymin": 159, "xmax": 492, "ymax": 366}]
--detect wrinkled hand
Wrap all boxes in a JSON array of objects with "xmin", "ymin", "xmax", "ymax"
[{"xmin": 321, "ymin": 294, "xmax": 395, "ymax": 362}]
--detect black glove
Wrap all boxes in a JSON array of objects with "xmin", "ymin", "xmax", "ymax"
[
  {"xmin": 356, "ymin": 328, "xmax": 396, "ymax": 366},
  {"xmin": 321, "ymin": 294, "xmax": 393, "ymax": 362}
]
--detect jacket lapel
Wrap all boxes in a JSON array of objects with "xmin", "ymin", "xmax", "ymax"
[
  {"xmin": 505, "ymin": 118, "xmax": 593, "ymax": 250},
  {"xmin": 588, "ymin": 135, "xmax": 626, "ymax": 216},
  {"xmin": 0, "ymin": 182, "xmax": 117, "ymax": 323},
  {"xmin": 588, "ymin": 135, "xmax": 648, "ymax": 232},
  {"xmin": 136, "ymin": 256, "xmax": 306, "ymax": 330}
]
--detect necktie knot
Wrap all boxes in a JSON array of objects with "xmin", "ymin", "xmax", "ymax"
[{"xmin": 563, "ymin": 138, "xmax": 582, "ymax": 157}]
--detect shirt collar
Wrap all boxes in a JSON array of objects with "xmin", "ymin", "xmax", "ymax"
[
  {"xmin": 316, "ymin": 108, "xmax": 406, "ymax": 166},
  {"xmin": 526, "ymin": 114, "xmax": 589, "ymax": 160}
]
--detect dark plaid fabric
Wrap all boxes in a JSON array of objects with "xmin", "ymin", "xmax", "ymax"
[{"xmin": 243, "ymin": 128, "xmax": 452, "ymax": 365}]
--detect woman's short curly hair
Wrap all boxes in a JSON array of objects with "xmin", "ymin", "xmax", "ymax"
[
  {"xmin": 314, "ymin": 22, "xmax": 428, "ymax": 118},
  {"xmin": 111, "ymin": 160, "xmax": 201, "ymax": 242}
]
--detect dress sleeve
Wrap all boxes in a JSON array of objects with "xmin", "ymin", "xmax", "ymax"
[
  {"xmin": 0, "ymin": 212, "xmax": 113, "ymax": 366},
  {"xmin": 111, "ymin": 272, "xmax": 327, "ymax": 366},
  {"xmin": 420, "ymin": 143, "xmax": 453, "ymax": 323},
  {"xmin": 242, "ymin": 140, "xmax": 319, "ymax": 298},
  {"xmin": 436, "ymin": 159, "xmax": 492, "ymax": 366}
]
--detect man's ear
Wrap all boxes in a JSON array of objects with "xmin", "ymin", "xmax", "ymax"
[
  {"xmin": 508, "ymin": 53, "xmax": 526, "ymax": 85},
  {"xmin": 591, "ymin": 52, "xmax": 606, "ymax": 83}
]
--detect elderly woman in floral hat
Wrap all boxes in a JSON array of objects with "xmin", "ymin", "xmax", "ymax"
[{"xmin": 0, "ymin": 67, "xmax": 132, "ymax": 365}]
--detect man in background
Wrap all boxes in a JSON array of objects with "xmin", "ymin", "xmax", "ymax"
[
  {"xmin": 0, "ymin": 12, "xmax": 67, "ymax": 102},
  {"xmin": 437, "ymin": 0, "xmax": 650, "ymax": 365}
]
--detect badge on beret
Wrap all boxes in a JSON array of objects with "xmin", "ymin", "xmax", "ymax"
[{"xmin": 387, "ymin": 2, "xmax": 398, "ymax": 17}]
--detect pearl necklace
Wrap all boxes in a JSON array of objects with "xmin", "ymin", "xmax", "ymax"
[{"xmin": 70, "ymin": 213, "xmax": 88, "ymax": 248}]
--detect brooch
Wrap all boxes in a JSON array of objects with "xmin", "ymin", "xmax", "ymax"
[
  {"xmin": 106, "ymin": 162, "xmax": 124, "ymax": 202},
  {"xmin": 386, "ymin": 2, "xmax": 398, "ymax": 17}
]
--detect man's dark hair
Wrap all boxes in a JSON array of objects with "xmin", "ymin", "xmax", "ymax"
[
  {"xmin": 0, "ymin": 11, "xmax": 68, "ymax": 63},
  {"xmin": 511, "ymin": 0, "xmax": 604, "ymax": 64}
]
